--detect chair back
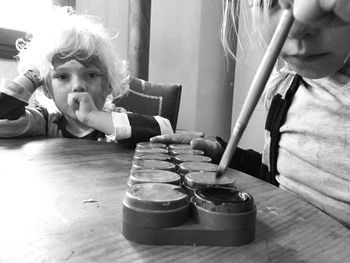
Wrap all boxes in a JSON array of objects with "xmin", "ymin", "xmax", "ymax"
[{"xmin": 113, "ymin": 77, "xmax": 182, "ymax": 131}]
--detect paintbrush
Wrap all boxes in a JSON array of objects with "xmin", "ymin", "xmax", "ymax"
[{"xmin": 216, "ymin": 8, "xmax": 294, "ymax": 178}]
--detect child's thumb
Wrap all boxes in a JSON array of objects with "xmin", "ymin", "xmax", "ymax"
[{"xmin": 67, "ymin": 93, "xmax": 80, "ymax": 110}]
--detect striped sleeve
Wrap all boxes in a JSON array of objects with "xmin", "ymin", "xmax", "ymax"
[
  {"xmin": 0, "ymin": 92, "xmax": 26, "ymax": 120},
  {"xmin": 0, "ymin": 78, "xmax": 32, "ymax": 120},
  {"xmin": 107, "ymin": 112, "xmax": 173, "ymax": 144},
  {"xmin": 0, "ymin": 107, "xmax": 48, "ymax": 138},
  {"xmin": 0, "ymin": 77, "xmax": 49, "ymax": 138}
]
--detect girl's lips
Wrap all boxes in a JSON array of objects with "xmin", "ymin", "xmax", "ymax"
[{"xmin": 283, "ymin": 53, "xmax": 329, "ymax": 63}]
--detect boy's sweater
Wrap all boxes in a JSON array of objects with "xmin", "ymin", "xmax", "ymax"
[{"xmin": 0, "ymin": 77, "xmax": 173, "ymax": 144}]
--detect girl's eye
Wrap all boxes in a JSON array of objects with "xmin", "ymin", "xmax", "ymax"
[
  {"xmin": 269, "ymin": 0, "xmax": 279, "ymax": 9},
  {"xmin": 255, "ymin": 0, "xmax": 279, "ymax": 9}
]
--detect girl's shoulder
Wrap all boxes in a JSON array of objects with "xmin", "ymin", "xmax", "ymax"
[{"xmin": 263, "ymin": 68, "xmax": 295, "ymax": 110}]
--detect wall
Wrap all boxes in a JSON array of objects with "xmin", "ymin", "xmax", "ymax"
[
  {"xmin": 147, "ymin": 0, "xmax": 200, "ymax": 133},
  {"xmin": 149, "ymin": 0, "xmax": 233, "ymax": 138},
  {"xmin": 76, "ymin": 0, "xmax": 129, "ymax": 60},
  {"xmin": 231, "ymin": 5, "xmax": 266, "ymax": 151},
  {"xmin": 1, "ymin": 1, "xmax": 257, "ymax": 145},
  {"xmin": 0, "ymin": 59, "xmax": 17, "ymax": 79},
  {"xmin": 77, "ymin": 0, "xmax": 233, "ymax": 139},
  {"xmin": 196, "ymin": 0, "xmax": 234, "ymax": 139}
]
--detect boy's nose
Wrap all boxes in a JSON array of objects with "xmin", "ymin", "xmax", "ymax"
[
  {"xmin": 72, "ymin": 85, "xmax": 85, "ymax": 92},
  {"xmin": 71, "ymin": 78, "xmax": 86, "ymax": 92}
]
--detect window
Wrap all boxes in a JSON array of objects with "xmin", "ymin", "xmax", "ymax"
[
  {"xmin": 0, "ymin": 28, "xmax": 25, "ymax": 59},
  {"xmin": 0, "ymin": 0, "xmax": 75, "ymax": 59}
]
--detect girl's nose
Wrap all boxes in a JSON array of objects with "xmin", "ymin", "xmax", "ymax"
[
  {"xmin": 287, "ymin": 20, "xmax": 319, "ymax": 39},
  {"xmin": 278, "ymin": 0, "xmax": 292, "ymax": 9}
]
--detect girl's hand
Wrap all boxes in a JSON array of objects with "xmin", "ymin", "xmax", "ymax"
[
  {"xmin": 150, "ymin": 133, "xmax": 200, "ymax": 145},
  {"xmin": 150, "ymin": 134, "xmax": 224, "ymax": 163},
  {"xmin": 67, "ymin": 92, "xmax": 98, "ymax": 125},
  {"xmin": 280, "ymin": 0, "xmax": 350, "ymax": 26},
  {"xmin": 190, "ymin": 137, "xmax": 224, "ymax": 163}
]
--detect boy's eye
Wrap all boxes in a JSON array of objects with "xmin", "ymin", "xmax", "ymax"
[
  {"xmin": 55, "ymin": 73, "xmax": 70, "ymax": 80},
  {"xmin": 85, "ymin": 71, "xmax": 101, "ymax": 79}
]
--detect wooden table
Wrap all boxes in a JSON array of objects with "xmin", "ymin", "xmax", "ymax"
[{"xmin": 0, "ymin": 138, "xmax": 349, "ymax": 263}]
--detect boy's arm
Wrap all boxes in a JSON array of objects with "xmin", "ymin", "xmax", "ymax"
[
  {"xmin": 0, "ymin": 92, "xmax": 27, "ymax": 120},
  {"xmin": 0, "ymin": 75, "xmax": 47, "ymax": 138},
  {"xmin": 106, "ymin": 111, "xmax": 173, "ymax": 144},
  {"xmin": 84, "ymin": 108, "xmax": 173, "ymax": 144},
  {"xmin": 67, "ymin": 92, "xmax": 173, "ymax": 143},
  {"xmin": 0, "ymin": 76, "xmax": 35, "ymax": 120}
]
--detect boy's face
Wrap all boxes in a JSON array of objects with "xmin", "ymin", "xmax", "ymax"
[
  {"xmin": 47, "ymin": 58, "xmax": 108, "ymax": 120},
  {"xmin": 259, "ymin": 2, "xmax": 350, "ymax": 79}
]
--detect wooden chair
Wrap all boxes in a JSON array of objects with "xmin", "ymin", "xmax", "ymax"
[{"xmin": 113, "ymin": 77, "xmax": 182, "ymax": 131}]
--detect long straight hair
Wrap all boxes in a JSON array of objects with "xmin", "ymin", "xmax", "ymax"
[{"xmin": 221, "ymin": 0, "xmax": 277, "ymax": 60}]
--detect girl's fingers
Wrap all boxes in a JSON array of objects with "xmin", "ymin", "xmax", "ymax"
[
  {"xmin": 150, "ymin": 135, "xmax": 224, "ymax": 162},
  {"xmin": 190, "ymin": 138, "xmax": 223, "ymax": 162},
  {"xmin": 150, "ymin": 133, "xmax": 195, "ymax": 144}
]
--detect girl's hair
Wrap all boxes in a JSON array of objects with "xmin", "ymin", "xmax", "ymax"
[
  {"xmin": 221, "ymin": 0, "xmax": 284, "ymax": 109},
  {"xmin": 16, "ymin": 6, "xmax": 129, "ymax": 108},
  {"xmin": 221, "ymin": 0, "xmax": 278, "ymax": 59},
  {"xmin": 221, "ymin": 0, "xmax": 241, "ymax": 59}
]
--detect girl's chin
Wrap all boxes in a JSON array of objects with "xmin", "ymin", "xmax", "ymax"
[{"xmin": 285, "ymin": 64, "xmax": 331, "ymax": 79}]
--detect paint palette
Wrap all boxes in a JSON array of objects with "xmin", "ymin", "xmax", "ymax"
[{"xmin": 121, "ymin": 142, "xmax": 256, "ymax": 246}]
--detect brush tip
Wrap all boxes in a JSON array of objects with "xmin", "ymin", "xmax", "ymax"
[{"xmin": 215, "ymin": 167, "xmax": 225, "ymax": 178}]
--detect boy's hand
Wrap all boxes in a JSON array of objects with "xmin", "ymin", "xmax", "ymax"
[
  {"xmin": 280, "ymin": 0, "xmax": 350, "ymax": 26},
  {"xmin": 67, "ymin": 92, "xmax": 98, "ymax": 125},
  {"xmin": 24, "ymin": 69, "xmax": 43, "ymax": 89},
  {"xmin": 15, "ymin": 69, "xmax": 43, "ymax": 95}
]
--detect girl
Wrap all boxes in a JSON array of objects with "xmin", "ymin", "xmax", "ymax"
[
  {"xmin": 0, "ymin": 6, "xmax": 173, "ymax": 144},
  {"xmin": 151, "ymin": 0, "xmax": 350, "ymax": 227}
]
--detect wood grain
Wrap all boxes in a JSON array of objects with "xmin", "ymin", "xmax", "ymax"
[{"xmin": 0, "ymin": 138, "xmax": 349, "ymax": 263}]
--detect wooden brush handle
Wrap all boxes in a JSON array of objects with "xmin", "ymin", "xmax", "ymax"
[{"xmin": 216, "ymin": 9, "xmax": 294, "ymax": 178}]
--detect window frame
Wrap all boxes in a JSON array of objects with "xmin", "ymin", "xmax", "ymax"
[
  {"xmin": 0, "ymin": 0, "xmax": 76, "ymax": 60},
  {"xmin": 0, "ymin": 28, "xmax": 25, "ymax": 60}
]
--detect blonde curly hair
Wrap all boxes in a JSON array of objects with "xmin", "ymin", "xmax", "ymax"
[{"xmin": 16, "ymin": 6, "xmax": 129, "ymax": 109}]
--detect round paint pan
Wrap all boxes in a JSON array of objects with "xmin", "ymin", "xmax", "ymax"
[
  {"xmin": 128, "ymin": 169, "xmax": 181, "ymax": 187},
  {"xmin": 191, "ymin": 187, "xmax": 256, "ymax": 231},
  {"xmin": 123, "ymin": 183, "xmax": 190, "ymax": 228}
]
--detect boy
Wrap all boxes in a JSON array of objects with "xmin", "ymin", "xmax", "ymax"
[{"xmin": 0, "ymin": 6, "xmax": 172, "ymax": 143}]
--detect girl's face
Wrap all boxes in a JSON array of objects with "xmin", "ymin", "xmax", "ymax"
[
  {"xmin": 47, "ymin": 59, "xmax": 108, "ymax": 120},
  {"xmin": 258, "ymin": 1, "xmax": 350, "ymax": 79}
]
